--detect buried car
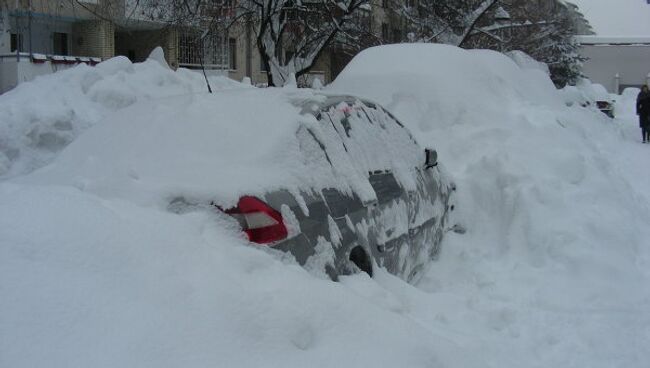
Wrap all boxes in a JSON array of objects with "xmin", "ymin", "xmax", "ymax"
[{"xmin": 27, "ymin": 89, "xmax": 455, "ymax": 282}]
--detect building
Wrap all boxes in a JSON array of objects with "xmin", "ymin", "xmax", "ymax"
[
  {"xmin": 576, "ymin": 36, "xmax": 650, "ymax": 92},
  {"xmin": 0, "ymin": 0, "xmax": 403, "ymax": 92},
  {"xmin": 0, "ymin": 0, "xmax": 182, "ymax": 93},
  {"xmin": 568, "ymin": 0, "xmax": 650, "ymax": 92}
]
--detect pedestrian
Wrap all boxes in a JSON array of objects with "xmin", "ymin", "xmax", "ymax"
[{"xmin": 637, "ymin": 85, "xmax": 650, "ymax": 143}]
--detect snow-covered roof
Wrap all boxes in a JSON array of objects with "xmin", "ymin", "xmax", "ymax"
[
  {"xmin": 576, "ymin": 35, "xmax": 650, "ymax": 45},
  {"xmin": 567, "ymin": 0, "xmax": 650, "ymax": 36}
]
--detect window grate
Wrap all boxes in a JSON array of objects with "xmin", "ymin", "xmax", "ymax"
[{"xmin": 179, "ymin": 32, "xmax": 229, "ymax": 69}]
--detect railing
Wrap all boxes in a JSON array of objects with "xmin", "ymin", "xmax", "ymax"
[{"xmin": 0, "ymin": 52, "xmax": 102, "ymax": 65}]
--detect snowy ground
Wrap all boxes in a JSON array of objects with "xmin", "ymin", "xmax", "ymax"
[{"xmin": 1, "ymin": 45, "xmax": 649, "ymax": 367}]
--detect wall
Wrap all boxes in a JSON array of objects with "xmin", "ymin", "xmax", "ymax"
[
  {"xmin": 580, "ymin": 44, "xmax": 650, "ymax": 92},
  {"xmin": 12, "ymin": 18, "xmax": 74, "ymax": 55},
  {"xmin": 0, "ymin": 55, "xmax": 82, "ymax": 93},
  {"xmin": 72, "ymin": 20, "xmax": 115, "ymax": 58},
  {"xmin": 115, "ymin": 29, "xmax": 178, "ymax": 68},
  {"xmin": 7, "ymin": 0, "xmax": 124, "ymax": 22}
]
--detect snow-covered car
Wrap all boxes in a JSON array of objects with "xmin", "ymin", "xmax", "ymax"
[
  {"xmin": 560, "ymin": 80, "xmax": 616, "ymax": 118},
  {"xmin": 596, "ymin": 99, "xmax": 615, "ymax": 118},
  {"xmin": 30, "ymin": 89, "xmax": 454, "ymax": 282}
]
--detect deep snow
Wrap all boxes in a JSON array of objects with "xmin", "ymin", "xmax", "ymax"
[
  {"xmin": 1, "ymin": 44, "xmax": 649, "ymax": 367},
  {"xmin": 329, "ymin": 43, "xmax": 650, "ymax": 367},
  {"xmin": 0, "ymin": 48, "xmax": 246, "ymax": 180}
]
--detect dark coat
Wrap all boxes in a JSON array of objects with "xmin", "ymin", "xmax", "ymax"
[{"xmin": 638, "ymin": 90, "xmax": 650, "ymax": 128}]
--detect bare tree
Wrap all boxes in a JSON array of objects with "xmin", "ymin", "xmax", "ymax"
[
  {"xmin": 134, "ymin": 0, "xmax": 371, "ymax": 86},
  {"xmin": 464, "ymin": 0, "xmax": 586, "ymax": 87},
  {"xmin": 386, "ymin": 0, "xmax": 499, "ymax": 46}
]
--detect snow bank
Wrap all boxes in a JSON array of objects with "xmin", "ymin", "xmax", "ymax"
[
  {"xmin": 330, "ymin": 44, "xmax": 650, "ymax": 367},
  {"xmin": 19, "ymin": 88, "xmax": 427, "ymax": 212},
  {"xmin": 506, "ymin": 50, "xmax": 550, "ymax": 75},
  {"xmin": 0, "ymin": 182, "xmax": 476, "ymax": 368},
  {"xmin": 2, "ymin": 42, "xmax": 649, "ymax": 368},
  {"xmin": 329, "ymin": 44, "xmax": 562, "ymax": 137},
  {"xmin": 0, "ymin": 49, "xmax": 245, "ymax": 179}
]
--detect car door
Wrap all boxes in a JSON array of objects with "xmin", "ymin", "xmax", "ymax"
[{"xmin": 318, "ymin": 98, "xmax": 413, "ymax": 275}]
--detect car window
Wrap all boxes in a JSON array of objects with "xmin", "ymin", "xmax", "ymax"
[
  {"xmin": 322, "ymin": 188, "xmax": 363, "ymax": 218},
  {"xmin": 296, "ymin": 126, "xmax": 332, "ymax": 167},
  {"xmin": 368, "ymin": 171, "xmax": 403, "ymax": 204}
]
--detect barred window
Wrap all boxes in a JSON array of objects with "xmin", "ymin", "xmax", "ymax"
[{"xmin": 179, "ymin": 32, "xmax": 229, "ymax": 69}]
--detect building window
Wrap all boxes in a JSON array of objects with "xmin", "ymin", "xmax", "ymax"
[
  {"xmin": 229, "ymin": 38, "xmax": 237, "ymax": 70},
  {"xmin": 53, "ymin": 32, "xmax": 69, "ymax": 55},
  {"xmin": 10, "ymin": 33, "xmax": 23, "ymax": 52},
  {"xmin": 179, "ymin": 32, "xmax": 229, "ymax": 69}
]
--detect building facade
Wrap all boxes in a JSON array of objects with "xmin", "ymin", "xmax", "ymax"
[
  {"xmin": 0, "ymin": 0, "xmax": 182, "ymax": 93},
  {"xmin": 577, "ymin": 36, "xmax": 650, "ymax": 93}
]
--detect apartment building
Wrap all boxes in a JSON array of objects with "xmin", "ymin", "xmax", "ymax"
[
  {"xmin": 0, "ymin": 0, "xmax": 406, "ymax": 91},
  {"xmin": 0, "ymin": 0, "xmax": 181, "ymax": 92},
  {"xmin": 2, "ymin": 0, "xmax": 590, "ymax": 92}
]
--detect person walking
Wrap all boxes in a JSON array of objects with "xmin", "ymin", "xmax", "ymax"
[{"xmin": 637, "ymin": 85, "xmax": 650, "ymax": 143}]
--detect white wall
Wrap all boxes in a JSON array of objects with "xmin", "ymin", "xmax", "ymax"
[
  {"xmin": 0, "ymin": 56, "xmax": 79, "ymax": 94},
  {"xmin": 580, "ymin": 44, "xmax": 650, "ymax": 93},
  {"xmin": 0, "ymin": 59, "xmax": 19, "ymax": 91}
]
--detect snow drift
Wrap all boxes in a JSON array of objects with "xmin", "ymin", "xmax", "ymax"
[
  {"xmin": 329, "ymin": 44, "xmax": 650, "ymax": 367},
  {"xmin": 1, "ymin": 43, "xmax": 649, "ymax": 368},
  {"xmin": 0, "ymin": 49, "xmax": 245, "ymax": 179}
]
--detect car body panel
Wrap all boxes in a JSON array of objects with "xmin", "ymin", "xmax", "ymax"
[{"xmin": 259, "ymin": 94, "xmax": 453, "ymax": 282}]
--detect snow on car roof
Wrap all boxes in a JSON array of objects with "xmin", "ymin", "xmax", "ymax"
[{"xmin": 20, "ymin": 88, "xmax": 422, "ymax": 210}]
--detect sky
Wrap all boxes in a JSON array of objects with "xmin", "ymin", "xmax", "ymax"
[{"xmin": 568, "ymin": 0, "xmax": 650, "ymax": 36}]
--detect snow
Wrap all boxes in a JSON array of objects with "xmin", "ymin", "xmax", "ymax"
[
  {"xmin": 2, "ymin": 43, "xmax": 650, "ymax": 367},
  {"xmin": 567, "ymin": 0, "xmax": 650, "ymax": 36},
  {"xmin": 575, "ymin": 35, "xmax": 650, "ymax": 45},
  {"xmin": 0, "ymin": 49, "xmax": 246, "ymax": 180},
  {"xmin": 329, "ymin": 43, "xmax": 650, "ymax": 367},
  {"xmin": 15, "ymin": 87, "xmax": 428, "ymax": 215}
]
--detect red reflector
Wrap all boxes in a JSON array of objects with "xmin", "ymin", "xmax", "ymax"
[{"xmin": 225, "ymin": 196, "xmax": 288, "ymax": 244}]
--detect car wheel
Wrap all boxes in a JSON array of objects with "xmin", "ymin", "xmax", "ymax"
[{"xmin": 349, "ymin": 246, "xmax": 373, "ymax": 277}]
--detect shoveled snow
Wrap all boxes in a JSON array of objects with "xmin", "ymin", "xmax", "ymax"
[
  {"xmin": 0, "ymin": 49, "xmax": 246, "ymax": 179},
  {"xmin": 1, "ymin": 43, "xmax": 649, "ymax": 367},
  {"xmin": 329, "ymin": 43, "xmax": 650, "ymax": 367}
]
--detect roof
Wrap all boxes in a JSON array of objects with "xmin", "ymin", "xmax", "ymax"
[{"xmin": 576, "ymin": 35, "xmax": 650, "ymax": 45}]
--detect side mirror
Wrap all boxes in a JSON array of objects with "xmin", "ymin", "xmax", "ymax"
[{"xmin": 424, "ymin": 148, "xmax": 437, "ymax": 169}]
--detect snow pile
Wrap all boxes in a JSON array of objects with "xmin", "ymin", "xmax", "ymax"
[
  {"xmin": 2, "ymin": 43, "xmax": 649, "ymax": 368},
  {"xmin": 0, "ymin": 182, "xmax": 477, "ymax": 368},
  {"xmin": 558, "ymin": 79, "xmax": 613, "ymax": 110},
  {"xmin": 19, "ymin": 88, "xmax": 426, "ymax": 212},
  {"xmin": 329, "ymin": 44, "xmax": 562, "ymax": 137},
  {"xmin": 0, "ymin": 49, "xmax": 245, "ymax": 179},
  {"xmin": 616, "ymin": 87, "xmax": 641, "ymax": 118},
  {"xmin": 330, "ymin": 44, "xmax": 650, "ymax": 367},
  {"xmin": 506, "ymin": 50, "xmax": 550, "ymax": 75}
]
